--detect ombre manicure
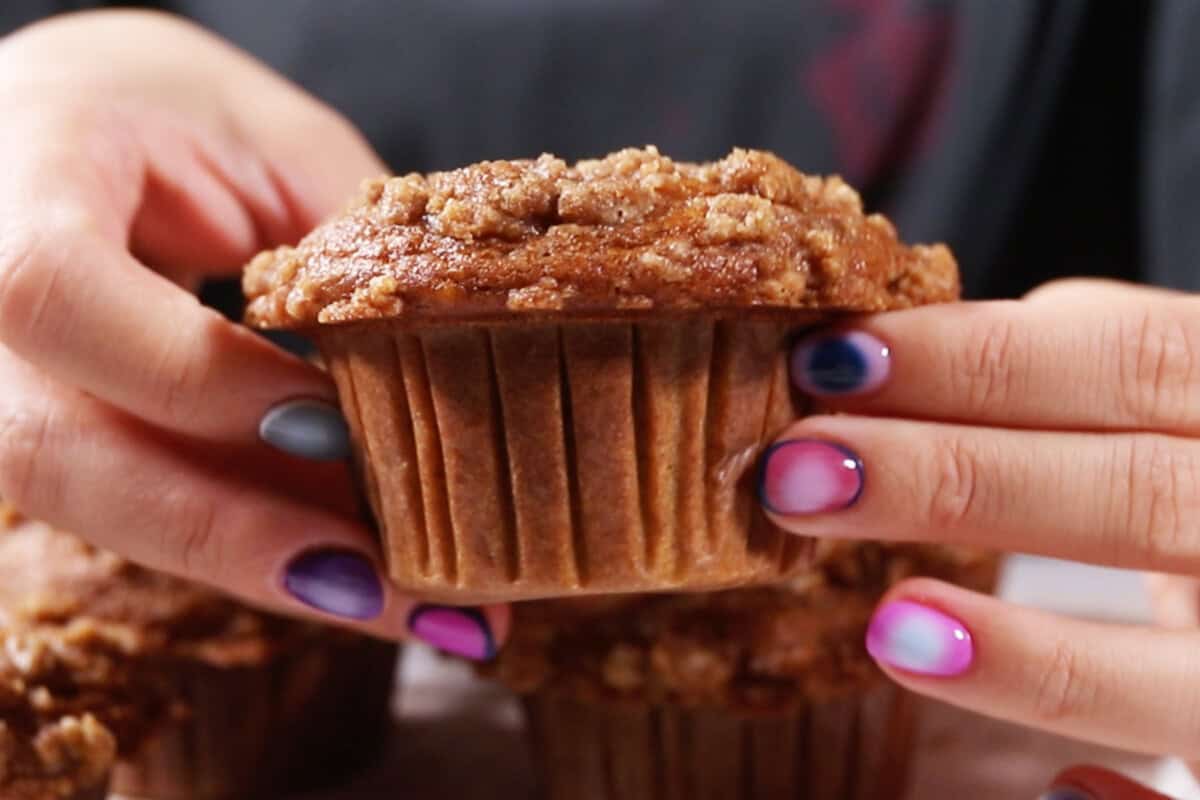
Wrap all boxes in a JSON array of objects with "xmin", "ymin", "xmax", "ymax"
[
  {"xmin": 1037, "ymin": 789, "xmax": 1094, "ymax": 800},
  {"xmin": 759, "ymin": 439, "xmax": 864, "ymax": 515},
  {"xmin": 866, "ymin": 600, "xmax": 974, "ymax": 677},
  {"xmin": 408, "ymin": 605, "xmax": 497, "ymax": 661},
  {"xmin": 284, "ymin": 549, "xmax": 384, "ymax": 620},
  {"xmin": 791, "ymin": 331, "xmax": 890, "ymax": 396},
  {"xmin": 260, "ymin": 399, "xmax": 351, "ymax": 461}
]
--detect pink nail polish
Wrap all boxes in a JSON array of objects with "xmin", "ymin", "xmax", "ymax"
[
  {"xmin": 759, "ymin": 439, "xmax": 864, "ymax": 515},
  {"xmin": 866, "ymin": 600, "xmax": 974, "ymax": 677},
  {"xmin": 407, "ymin": 605, "xmax": 496, "ymax": 661}
]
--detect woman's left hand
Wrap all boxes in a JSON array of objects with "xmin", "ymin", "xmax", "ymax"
[{"xmin": 760, "ymin": 278, "xmax": 1200, "ymax": 757}]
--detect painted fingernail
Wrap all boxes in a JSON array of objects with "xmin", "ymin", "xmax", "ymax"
[
  {"xmin": 407, "ymin": 605, "xmax": 497, "ymax": 661},
  {"xmin": 259, "ymin": 399, "xmax": 350, "ymax": 461},
  {"xmin": 759, "ymin": 439, "xmax": 864, "ymax": 515},
  {"xmin": 283, "ymin": 549, "xmax": 384, "ymax": 620},
  {"xmin": 791, "ymin": 331, "xmax": 890, "ymax": 396},
  {"xmin": 866, "ymin": 600, "xmax": 974, "ymax": 677},
  {"xmin": 1037, "ymin": 789, "xmax": 1094, "ymax": 800}
]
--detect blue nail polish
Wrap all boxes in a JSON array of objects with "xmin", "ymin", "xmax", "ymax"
[
  {"xmin": 283, "ymin": 549, "xmax": 383, "ymax": 620},
  {"xmin": 1037, "ymin": 789, "xmax": 1094, "ymax": 800},
  {"xmin": 791, "ymin": 331, "xmax": 890, "ymax": 396},
  {"xmin": 260, "ymin": 399, "xmax": 351, "ymax": 461}
]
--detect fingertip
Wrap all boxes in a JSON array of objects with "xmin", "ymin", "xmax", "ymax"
[
  {"xmin": 479, "ymin": 602, "xmax": 513, "ymax": 646},
  {"xmin": 403, "ymin": 603, "xmax": 502, "ymax": 662},
  {"xmin": 757, "ymin": 437, "xmax": 864, "ymax": 517},
  {"xmin": 789, "ymin": 328, "xmax": 892, "ymax": 397},
  {"xmin": 865, "ymin": 594, "xmax": 975, "ymax": 678},
  {"xmin": 281, "ymin": 546, "xmax": 385, "ymax": 622},
  {"xmin": 258, "ymin": 397, "xmax": 351, "ymax": 461},
  {"xmin": 1045, "ymin": 765, "xmax": 1170, "ymax": 800}
]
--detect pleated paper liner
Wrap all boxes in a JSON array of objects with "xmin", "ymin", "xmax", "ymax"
[
  {"xmin": 75, "ymin": 782, "xmax": 110, "ymax": 800},
  {"xmin": 523, "ymin": 681, "xmax": 915, "ymax": 800},
  {"xmin": 320, "ymin": 314, "xmax": 825, "ymax": 602},
  {"xmin": 112, "ymin": 638, "xmax": 396, "ymax": 800}
]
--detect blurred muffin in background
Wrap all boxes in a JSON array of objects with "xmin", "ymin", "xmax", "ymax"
[
  {"xmin": 487, "ymin": 542, "xmax": 998, "ymax": 800},
  {"xmin": 0, "ymin": 503, "xmax": 397, "ymax": 800}
]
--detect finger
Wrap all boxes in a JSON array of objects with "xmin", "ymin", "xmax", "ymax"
[
  {"xmin": 759, "ymin": 415, "xmax": 1200, "ymax": 573},
  {"xmin": 1044, "ymin": 765, "xmax": 1173, "ymax": 800},
  {"xmin": 1025, "ymin": 277, "xmax": 1188, "ymax": 303},
  {"xmin": 0, "ymin": 350, "xmax": 508, "ymax": 658},
  {"xmin": 0, "ymin": 225, "xmax": 346, "ymax": 449},
  {"xmin": 129, "ymin": 113, "xmax": 295, "ymax": 276},
  {"xmin": 787, "ymin": 292, "xmax": 1200, "ymax": 434},
  {"xmin": 1145, "ymin": 573, "xmax": 1200, "ymax": 629},
  {"xmin": 863, "ymin": 578, "xmax": 1200, "ymax": 759}
]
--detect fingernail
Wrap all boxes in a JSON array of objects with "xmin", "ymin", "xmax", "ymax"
[
  {"xmin": 791, "ymin": 330, "xmax": 890, "ymax": 396},
  {"xmin": 259, "ymin": 399, "xmax": 350, "ymax": 461},
  {"xmin": 407, "ymin": 605, "xmax": 497, "ymax": 661},
  {"xmin": 759, "ymin": 439, "xmax": 864, "ymax": 515},
  {"xmin": 866, "ymin": 599, "xmax": 974, "ymax": 677},
  {"xmin": 283, "ymin": 549, "xmax": 384, "ymax": 620},
  {"xmin": 1037, "ymin": 789, "xmax": 1094, "ymax": 800}
]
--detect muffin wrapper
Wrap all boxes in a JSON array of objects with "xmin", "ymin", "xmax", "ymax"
[
  {"xmin": 522, "ymin": 682, "xmax": 915, "ymax": 800},
  {"xmin": 73, "ymin": 780, "xmax": 111, "ymax": 800},
  {"xmin": 319, "ymin": 317, "xmax": 821, "ymax": 600},
  {"xmin": 78, "ymin": 782, "xmax": 109, "ymax": 800},
  {"xmin": 111, "ymin": 638, "xmax": 396, "ymax": 800}
]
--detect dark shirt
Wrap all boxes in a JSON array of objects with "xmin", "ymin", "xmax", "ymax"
[{"xmin": 2, "ymin": 1, "xmax": 1194, "ymax": 299}]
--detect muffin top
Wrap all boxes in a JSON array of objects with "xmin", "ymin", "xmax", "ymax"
[
  {"xmin": 244, "ymin": 147, "xmax": 958, "ymax": 328},
  {"xmin": 0, "ymin": 504, "xmax": 312, "ymax": 668},
  {"xmin": 0, "ymin": 708, "xmax": 115, "ymax": 799},
  {"xmin": 486, "ymin": 542, "xmax": 995, "ymax": 713}
]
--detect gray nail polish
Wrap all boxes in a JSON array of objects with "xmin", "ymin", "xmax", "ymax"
[
  {"xmin": 283, "ymin": 549, "xmax": 383, "ymax": 620},
  {"xmin": 1037, "ymin": 789, "xmax": 1094, "ymax": 800},
  {"xmin": 260, "ymin": 399, "xmax": 350, "ymax": 461}
]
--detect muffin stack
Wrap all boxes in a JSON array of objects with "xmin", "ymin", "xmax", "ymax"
[
  {"xmin": 245, "ymin": 147, "xmax": 995, "ymax": 798},
  {"xmin": 0, "ymin": 504, "xmax": 397, "ymax": 800}
]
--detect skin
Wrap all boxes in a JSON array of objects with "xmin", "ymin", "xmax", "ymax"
[
  {"xmin": 0, "ymin": 10, "xmax": 509, "ymax": 642},
  {"xmin": 0, "ymin": 9, "xmax": 1193, "ymax": 783},
  {"xmin": 1045, "ymin": 765, "xmax": 1174, "ymax": 799},
  {"xmin": 768, "ymin": 278, "xmax": 1200, "ymax": 761}
]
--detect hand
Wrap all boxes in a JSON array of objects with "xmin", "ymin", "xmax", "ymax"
[
  {"xmin": 759, "ymin": 278, "xmax": 1200, "ymax": 755},
  {"xmin": 0, "ymin": 10, "xmax": 506, "ymax": 657},
  {"xmin": 1040, "ymin": 766, "xmax": 1172, "ymax": 800}
]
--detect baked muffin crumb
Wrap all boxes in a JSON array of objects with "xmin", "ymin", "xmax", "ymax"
[{"xmin": 244, "ymin": 147, "xmax": 957, "ymax": 328}]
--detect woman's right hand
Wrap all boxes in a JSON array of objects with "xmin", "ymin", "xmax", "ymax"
[{"xmin": 0, "ymin": 10, "xmax": 506, "ymax": 657}]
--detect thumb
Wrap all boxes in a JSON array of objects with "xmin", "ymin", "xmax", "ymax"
[{"xmin": 1041, "ymin": 766, "xmax": 1174, "ymax": 800}]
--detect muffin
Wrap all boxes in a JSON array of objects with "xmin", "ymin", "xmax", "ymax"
[
  {"xmin": 243, "ymin": 146, "xmax": 958, "ymax": 601},
  {"xmin": 0, "ymin": 628, "xmax": 116, "ymax": 800},
  {"xmin": 488, "ymin": 543, "xmax": 998, "ymax": 800},
  {"xmin": 0, "ymin": 504, "xmax": 397, "ymax": 800}
]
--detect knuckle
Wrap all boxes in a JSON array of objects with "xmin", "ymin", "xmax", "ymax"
[
  {"xmin": 0, "ymin": 224, "xmax": 52, "ymax": 346},
  {"xmin": 1117, "ymin": 308, "xmax": 1200, "ymax": 426},
  {"xmin": 0, "ymin": 402, "xmax": 52, "ymax": 509},
  {"xmin": 1032, "ymin": 636, "xmax": 1093, "ymax": 724},
  {"xmin": 951, "ymin": 308, "xmax": 1023, "ymax": 415},
  {"xmin": 146, "ymin": 307, "xmax": 222, "ymax": 426},
  {"xmin": 1117, "ymin": 436, "xmax": 1200, "ymax": 567},
  {"xmin": 160, "ymin": 490, "xmax": 226, "ymax": 581},
  {"xmin": 922, "ymin": 437, "xmax": 982, "ymax": 530}
]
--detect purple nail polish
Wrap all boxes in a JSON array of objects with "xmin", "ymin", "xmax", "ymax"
[
  {"xmin": 866, "ymin": 600, "xmax": 974, "ymax": 677},
  {"xmin": 759, "ymin": 439, "xmax": 864, "ymax": 515},
  {"xmin": 791, "ymin": 331, "xmax": 890, "ymax": 396},
  {"xmin": 407, "ymin": 605, "xmax": 496, "ymax": 661},
  {"xmin": 283, "ymin": 549, "xmax": 384, "ymax": 620}
]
